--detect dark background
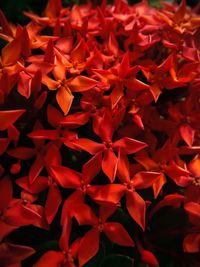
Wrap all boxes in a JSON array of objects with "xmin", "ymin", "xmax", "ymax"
[{"xmin": 0, "ymin": 0, "xmax": 198, "ymax": 25}]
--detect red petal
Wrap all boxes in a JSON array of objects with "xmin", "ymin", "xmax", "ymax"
[
  {"xmin": 126, "ymin": 78, "xmax": 150, "ymax": 92},
  {"xmin": 73, "ymin": 204, "xmax": 98, "ymax": 225},
  {"xmin": 132, "ymin": 171, "xmax": 161, "ymax": 189},
  {"xmin": 7, "ymin": 147, "xmax": 35, "ymax": 160},
  {"xmin": 164, "ymin": 161, "xmax": 190, "ymax": 186},
  {"xmin": 135, "ymin": 155, "xmax": 158, "ymax": 171},
  {"xmin": 67, "ymin": 76, "xmax": 97, "ymax": 92},
  {"xmin": 45, "ymin": 144, "xmax": 62, "ymax": 167},
  {"xmin": 96, "ymin": 110, "xmax": 114, "ymax": 142},
  {"xmin": 56, "ymin": 86, "xmax": 74, "ymax": 115},
  {"xmin": 184, "ymin": 201, "xmax": 200, "ymax": 225},
  {"xmin": 59, "ymin": 215, "xmax": 72, "ymax": 252},
  {"xmin": 0, "ymin": 220, "xmax": 17, "ymax": 242},
  {"xmin": 50, "ymin": 165, "xmax": 81, "ymax": 188},
  {"xmin": 21, "ymin": 27, "xmax": 31, "ymax": 58},
  {"xmin": 149, "ymin": 194, "xmax": 186, "ymax": 219},
  {"xmin": 0, "ymin": 110, "xmax": 25, "ymax": 131},
  {"xmin": 18, "ymin": 72, "xmax": 32, "ymax": 99},
  {"xmin": 183, "ymin": 233, "xmax": 200, "ymax": 253},
  {"xmin": 104, "ymin": 222, "xmax": 134, "ymax": 246},
  {"xmin": 188, "ymin": 155, "xmax": 200, "ymax": 177},
  {"xmin": 87, "ymin": 184, "xmax": 125, "ymax": 204},
  {"xmin": 0, "ymin": 138, "xmax": 10, "ymax": 155},
  {"xmin": 44, "ymin": 0, "xmax": 62, "ymax": 18},
  {"xmin": 29, "ymin": 155, "xmax": 44, "ymax": 183},
  {"xmin": 1, "ymin": 38, "xmax": 21, "ymax": 65},
  {"xmin": 113, "ymin": 137, "xmax": 147, "ymax": 154},
  {"xmin": 42, "ymin": 75, "xmax": 58, "ymax": 90},
  {"xmin": 174, "ymin": 0, "xmax": 186, "ymax": 23},
  {"xmin": 117, "ymin": 151, "xmax": 130, "ymax": 183},
  {"xmin": 28, "ymin": 130, "xmax": 58, "ymax": 140},
  {"xmin": 4, "ymin": 202, "xmax": 44, "ymax": 228},
  {"xmin": 31, "ymin": 70, "xmax": 42, "ymax": 93},
  {"xmin": 0, "ymin": 243, "xmax": 35, "ymax": 266},
  {"xmin": 179, "ymin": 124, "xmax": 195, "ymax": 147},
  {"xmin": 82, "ymin": 153, "xmax": 102, "ymax": 184},
  {"xmin": 70, "ymin": 38, "xmax": 86, "ymax": 64},
  {"xmin": 60, "ymin": 111, "xmax": 89, "ymax": 126},
  {"xmin": 44, "ymin": 39, "xmax": 55, "ymax": 64},
  {"xmin": 118, "ymin": 52, "xmax": 130, "ymax": 78},
  {"xmin": 0, "ymin": 176, "xmax": 12, "ymax": 211},
  {"xmin": 140, "ymin": 249, "xmax": 159, "ymax": 267},
  {"xmin": 16, "ymin": 176, "xmax": 48, "ymax": 194},
  {"xmin": 126, "ymin": 190, "xmax": 146, "ymax": 230},
  {"xmin": 153, "ymin": 174, "xmax": 167, "ymax": 198},
  {"xmin": 78, "ymin": 228, "xmax": 100, "ymax": 267},
  {"xmin": 61, "ymin": 190, "xmax": 84, "ymax": 225},
  {"xmin": 70, "ymin": 238, "xmax": 81, "ymax": 259},
  {"xmin": 72, "ymin": 138, "xmax": 104, "ymax": 154},
  {"xmin": 108, "ymin": 33, "xmax": 119, "ymax": 57},
  {"xmin": 0, "ymin": 10, "xmax": 13, "ymax": 37},
  {"xmin": 47, "ymin": 104, "xmax": 62, "ymax": 127},
  {"xmin": 73, "ymin": 204, "xmax": 99, "ymax": 225},
  {"xmin": 99, "ymin": 205, "xmax": 117, "ymax": 222},
  {"xmin": 45, "ymin": 184, "xmax": 62, "ymax": 224},
  {"xmin": 102, "ymin": 149, "xmax": 118, "ymax": 182},
  {"xmin": 34, "ymin": 251, "xmax": 64, "ymax": 267},
  {"xmin": 157, "ymin": 54, "xmax": 173, "ymax": 74}
]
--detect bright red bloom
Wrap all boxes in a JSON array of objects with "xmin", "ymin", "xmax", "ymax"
[
  {"xmin": 73, "ymin": 204, "xmax": 134, "ymax": 266},
  {"xmin": 0, "ymin": 0, "xmax": 200, "ymax": 265},
  {"xmin": 72, "ymin": 109, "xmax": 147, "ymax": 181}
]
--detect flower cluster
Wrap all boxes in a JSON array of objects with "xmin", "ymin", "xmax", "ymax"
[{"xmin": 0, "ymin": 0, "xmax": 200, "ymax": 266}]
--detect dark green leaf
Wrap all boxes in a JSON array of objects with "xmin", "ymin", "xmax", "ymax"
[{"xmin": 100, "ymin": 254, "xmax": 134, "ymax": 267}]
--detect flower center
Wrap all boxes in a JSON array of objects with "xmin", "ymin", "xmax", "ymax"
[
  {"xmin": 97, "ymin": 220, "xmax": 104, "ymax": 232},
  {"xmin": 125, "ymin": 182, "xmax": 135, "ymax": 191},
  {"xmin": 104, "ymin": 141, "xmax": 112, "ymax": 149},
  {"xmin": 193, "ymin": 177, "xmax": 200, "ymax": 187}
]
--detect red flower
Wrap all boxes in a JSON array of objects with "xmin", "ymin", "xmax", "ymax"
[
  {"xmin": 88, "ymin": 152, "xmax": 161, "ymax": 230},
  {"xmin": 72, "ymin": 109, "xmax": 147, "ymax": 181},
  {"xmin": 73, "ymin": 204, "xmax": 134, "ymax": 266}
]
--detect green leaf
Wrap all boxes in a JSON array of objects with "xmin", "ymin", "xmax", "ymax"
[
  {"xmin": 36, "ymin": 240, "xmax": 59, "ymax": 254},
  {"xmin": 149, "ymin": 0, "xmax": 162, "ymax": 8},
  {"xmin": 100, "ymin": 254, "xmax": 134, "ymax": 267},
  {"xmin": 137, "ymin": 263, "xmax": 149, "ymax": 267}
]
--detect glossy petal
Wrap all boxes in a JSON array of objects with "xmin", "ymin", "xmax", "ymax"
[
  {"xmin": 179, "ymin": 124, "xmax": 195, "ymax": 147},
  {"xmin": 126, "ymin": 190, "xmax": 146, "ymax": 230},
  {"xmin": 102, "ymin": 149, "xmax": 118, "ymax": 182},
  {"xmin": 56, "ymin": 86, "xmax": 74, "ymax": 115},
  {"xmin": 29, "ymin": 155, "xmax": 44, "ymax": 183},
  {"xmin": 50, "ymin": 165, "xmax": 81, "ymax": 188},
  {"xmin": 87, "ymin": 184, "xmax": 125, "ymax": 204},
  {"xmin": 104, "ymin": 222, "xmax": 134, "ymax": 246},
  {"xmin": 0, "ymin": 243, "xmax": 35, "ymax": 266},
  {"xmin": 0, "ymin": 110, "xmax": 25, "ymax": 131},
  {"xmin": 113, "ymin": 137, "xmax": 147, "ymax": 154},
  {"xmin": 72, "ymin": 138, "xmax": 104, "ymax": 155},
  {"xmin": 33, "ymin": 251, "xmax": 65, "ymax": 267},
  {"xmin": 183, "ymin": 234, "xmax": 200, "ymax": 253},
  {"xmin": 15, "ymin": 176, "xmax": 48, "ymax": 194},
  {"xmin": 67, "ymin": 76, "xmax": 97, "ymax": 92},
  {"xmin": 73, "ymin": 204, "xmax": 98, "ymax": 225},
  {"xmin": 132, "ymin": 171, "xmax": 161, "ymax": 190},
  {"xmin": 0, "ymin": 176, "xmax": 12, "ymax": 211},
  {"xmin": 82, "ymin": 152, "xmax": 102, "ymax": 184},
  {"xmin": 45, "ymin": 184, "xmax": 62, "ymax": 224},
  {"xmin": 78, "ymin": 228, "xmax": 100, "ymax": 267}
]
